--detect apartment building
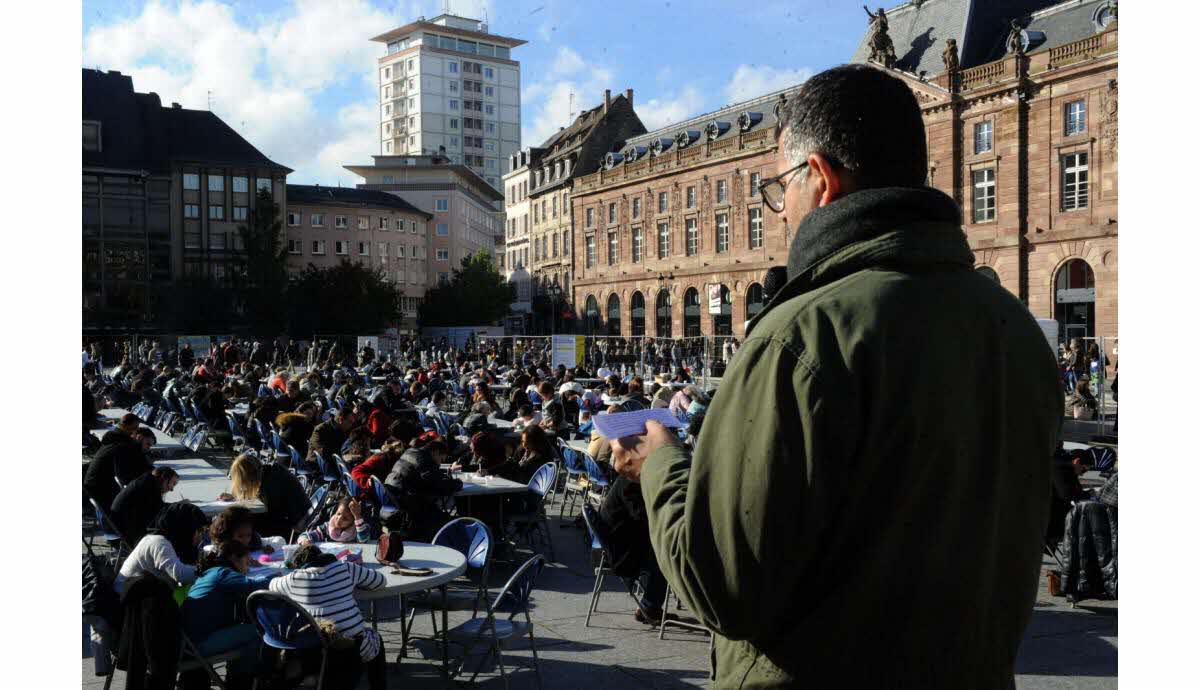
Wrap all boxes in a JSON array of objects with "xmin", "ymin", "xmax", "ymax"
[
  {"xmin": 344, "ymin": 155, "xmax": 504, "ymax": 286},
  {"xmin": 370, "ymin": 13, "xmax": 525, "ymax": 190},
  {"xmin": 284, "ymin": 185, "xmax": 432, "ymax": 331}
]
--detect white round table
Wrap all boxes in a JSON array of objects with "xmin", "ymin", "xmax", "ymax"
[{"xmin": 254, "ymin": 541, "xmax": 467, "ymax": 599}]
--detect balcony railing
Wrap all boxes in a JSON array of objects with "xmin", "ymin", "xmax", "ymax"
[{"xmin": 1048, "ymin": 34, "xmax": 1105, "ymax": 68}]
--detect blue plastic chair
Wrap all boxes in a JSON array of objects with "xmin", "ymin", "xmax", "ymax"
[
  {"xmin": 582, "ymin": 452, "xmax": 610, "ymax": 497},
  {"xmin": 1090, "ymin": 446, "xmax": 1117, "ymax": 475},
  {"xmin": 431, "ymin": 518, "xmax": 494, "ymax": 616},
  {"xmin": 445, "ymin": 554, "xmax": 547, "ymax": 689},
  {"xmin": 505, "ymin": 463, "xmax": 559, "ymax": 562},
  {"xmin": 581, "ymin": 503, "xmax": 643, "ymax": 627},
  {"xmin": 556, "ymin": 442, "xmax": 589, "ymax": 519},
  {"xmin": 246, "ymin": 591, "xmax": 331, "ymax": 690},
  {"xmin": 312, "ymin": 451, "xmax": 340, "ymax": 485},
  {"xmin": 368, "ymin": 475, "xmax": 398, "ymax": 519},
  {"xmin": 342, "ymin": 471, "xmax": 363, "ymax": 499},
  {"xmin": 88, "ymin": 498, "xmax": 131, "ymax": 564}
]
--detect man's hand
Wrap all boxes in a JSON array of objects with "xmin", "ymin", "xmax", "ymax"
[{"xmin": 609, "ymin": 420, "xmax": 681, "ymax": 482}]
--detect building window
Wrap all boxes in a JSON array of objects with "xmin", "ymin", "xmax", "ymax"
[
  {"xmin": 608, "ymin": 203, "xmax": 616, "ymax": 224},
  {"xmin": 449, "ymin": 62, "xmax": 458, "ymax": 73},
  {"xmin": 685, "ymin": 218, "xmax": 698, "ymax": 256},
  {"xmin": 208, "ymin": 232, "xmax": 226, "ymax": 249},
  {"xmin": 749, "ymin": 207, "xmax": 763, "ymax": 248},
  {"xmin": 485, "ymin": 86, "xmax": 493, "ymax": 97},
  {"xmin": 233, "ymin": 206, "xmax": 248, "ymax": 221},
  {"xmin": 655, "ymin": 289, "xmax": 672, "ymax": 338},
  {"xmin": 449, "ymin": 99, "xmax": 459, "ymax": 110},
  {"xmin": 485, "ymin": 104, "xmax": 494, "ymax": 115},
  {"xmin": 435, "ymin": 198, "xmax": 449, "ymax": 212},
  {"xmin": 287, "ymin": 239, "xmax": 301, "ymax": 255},
  {"xmin": 1065, "ymin": 100, "xmax": 1087, "ymax": 136},
  {"xmin": 358, "ymin": 242, "xmax": 369, "ymax": 256},
  {"xmin": 184, "ymin": 232, "xmax": 201, "ymax": 249},
  {"xmin": 716, "ymin": 180, "xmax": 728, "ymax": 204},
  {"xmin": 436, "ymin": 248, "xmax": 449, "ymax": 261},
  {"xmin": 183, "ymin": 173, "xmax": 200, "ymax": 190},
  {"xmin": 185, "ymin": 204, "xmax": 200, "ymax": 219},
  {"xmin": 552, "ymin": 233, "xmax": 559, "ymax": 257},
  {"xmin": 562, "ymin": 231, "xmax": 569, "ymax": 255},
  {"xmin": 208, "ymin": 175, "xmax": 224, "ymax": 192},
  {"xmin": 586, "ymin": 208, "xmax": 594, "ymax": 228},
  {"xmin": 632, "ymin": 227, "xmax": 643, "ymax": 263},
  {"xmin": 608, "ymin": 231, "xmax": 618, "ymax": 265},
  {"xmin": 397, "ymin": 245, "xmax": 406, "ymax": 257},
  {"xmin": 686, "ymin": 186, "xmax": 696, "ymax": 208},
  {"xmin": 436, "ymin": 223, "xmax": 449, "ymax": 235},
  {"xmin": 632, "ymin": 197, "xmax": 640, "ymax": 219},
  {"xmin": 449, "ymin": 81, "xmax": 458, "ymax": 93},
  {"xmin": 232, "ymin": 176, "xmax": 249, "ymax": 193},
  {"xmin": 311, "ymin": 213, "xmax": 325, "ymax": 227},
  {"xmin": 486, "ymin": 122, "xmax": 495, "ymax": 134},
  {"xmin": 450, "ymin": 118, "xmax": 459, "ymax": 129},
  {"xmin": 658, "ymin": 192, "xmax": 668, "ymax": 214},
  {"xmin": 972, "ymin": 168, "xmax": 996, "ymax": 222},
  {"xmin": 585, "ymin": 235, "xmax": 596, "ymax": 268},
  {"xmin": 407, "ymin": 59, "xmax": 414, "ymax": 71},
  {"xmin": 209, "ymin": 205, "xmax": 225, "ymax": 220},
  {"xmin": 747, "ymin": 283, "xmax": 765, "ymax": 320},
  {"xmin": 334, "ymin": 215, "xmax": 348, "ymax": 228},
  {"xmin": 256, "ymin": 178, "xmax": 272, "ymax": 193},
  {"xmin": 83, "ymin": 121, "xmax": 101, "ymax": 151},
  {"xmin": 358, "ymin": 216, "xmax": 369, "ymax": 230},
  {"xmin": 439, "ymin": 272, "xmax": 450, "ymax": 284},
  {"xmin": 379, "ymin": 217, "xmax": 389, "ymax": 229},
  {"xmin": 974, "ymin": 121, "xmax": 993, "ymax": 154},
  {"xmin": 657, "ymin": 221, "xmax": 670, "ymax": 259},
  {"xmin": 552, "ymin": 196, "xmax": 558, "ymax": 218},
  {"xmin": 484, "ymin": 67, "xmax": 494, "ymax": 79},
  {"xmin": 715, "ymin": 213, "xmax": 729, "ymax": 252},
  {"xmin": 335, "ymin": 240, "xmax": 349, "ymax": 256},
  {"xmin": 749, "ymin": 172, "xmax": 760, "ymax": 197},
  {"xmin": 287, "ymin": 211, "xmax": 300, "ymax": 226},
  {"xmin": 1061, "ymin": 152, "xmax": 1089, "ymax": 211},
  {"xmin": 397, "ymin": 219, "xmax": 406, "ymax": 232},
  {"xmin": 312, "ymin": 240, "xmax": 326, "ymax": 255}
]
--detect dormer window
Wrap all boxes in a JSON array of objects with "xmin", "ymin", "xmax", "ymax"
[
  {"xmin": 737, "ymin": 111, "xmax": 763, "ymax": 132},
  {"xmin": 649, "ymin": 137, "xmax": 672, "ymax": 157},
  {"xmin": 625, "ymin": 145, "xmax": 647, "ymax": 162},
  {"xmin": 675, "ymin": 130, "xmax": 700, "ymax": 148},
  {"xmin": 705, "ymin": 121, "xmax": 731, "ymax": 141},
  {"xmin": 772, "ymin": 94, "xmax": 788, "ymax": 120},
  {"xmin": 604, "ymin": 152, "xmax": 624, "ymax": 169}
]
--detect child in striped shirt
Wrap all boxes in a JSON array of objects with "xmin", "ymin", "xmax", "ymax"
[
  {"xmin": 268, "ymin": 545, "xmax": 387, "ymax": 688},
  {"xmin": 297, "ymin": 498, "xmax": 373, "ymax": 545}
]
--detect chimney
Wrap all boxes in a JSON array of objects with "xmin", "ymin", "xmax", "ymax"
[
  {"xmin": 625, "ymin": 88, "xmax": 633, "ymax": 107},
  {"xmin": 604, "ymin": 89, "xmax": 611, "ymax": 114},
  {"xmin": 171, "ymin": 102, "xmax": 181, "ymax": 109},
  {"xmin": 107, "ymin": 70, "xmax": 122, "ymax": 76}
]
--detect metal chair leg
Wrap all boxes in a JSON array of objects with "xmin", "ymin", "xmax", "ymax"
[{"xmin": 527, "ymin": 616, "xmax": 543, "ymax": 690}]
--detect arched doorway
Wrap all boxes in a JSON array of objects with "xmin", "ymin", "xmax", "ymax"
[
  {"xmin": 746, "ymin": 283, "xmax": 765, "ymax": 321},
  {"xmin": 655, "ymin": 289, "xmax": 672, "ymax": 338},
  {"xmin": 630, "ymin": 291, "xmax": 646, "ymax": 337},
  {"xmin": 977, "ymin": 266, "xmax": 1000, "ymax": 283},
  {"xmin": 585, "ymin": 295, "xmax": 601, "ymax": 335},
  {"xmin": 606, "ymin": 294, "xmax": 621, "ymax": 335},
  {"xmin": 712, "ymin": 284, "xmax": 733, "ymax": 336},
  {"xmin": 1054, "ymin": 259, "xmax": 1096, "ymax": 341},
  {"xmin": 683, "ymin": 288, "xmax": 701, "ymax": 337}
]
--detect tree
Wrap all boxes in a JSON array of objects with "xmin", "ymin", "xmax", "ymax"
[
  {"xmin": 286, "ymin": 260, "xmax": 404, "ymax": 336},
  {"xmin": 232, "ymin": 188, "xmax": 289, "ymax": 335},
  {"xmin": 419, "ymin": 250, "xmax": 516, "ymax": 327},
  {"xmin": 150, "ymin": 274, "xmax": 236, "ymax": 334}
]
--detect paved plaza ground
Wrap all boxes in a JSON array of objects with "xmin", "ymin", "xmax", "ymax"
[{"xmin": 83, "ymin": 444, "xmax": 1116, "ymax": 689}]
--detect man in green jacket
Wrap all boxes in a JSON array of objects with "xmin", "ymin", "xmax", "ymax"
[{"xmin": 612, "ymin": 64, "xmax": 1063, "ymax": 688}]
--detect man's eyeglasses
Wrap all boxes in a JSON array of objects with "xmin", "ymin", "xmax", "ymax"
[{"xmin": 757, "ymin": 162, "xmax": 808, "ymax": 213}]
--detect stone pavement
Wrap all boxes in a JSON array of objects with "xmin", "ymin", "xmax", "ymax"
[{"xmin": 82, "ymin": 467, "xmax": 1116, "ymax": 688}]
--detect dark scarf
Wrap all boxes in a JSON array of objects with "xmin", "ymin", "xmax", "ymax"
[
  {"xmin": 152, "ymin": 502, "xmax": 209, "ymax": 566},
  {"xmin": 786, "ymin": 186, "xmax": 962, "ymax": 282}
]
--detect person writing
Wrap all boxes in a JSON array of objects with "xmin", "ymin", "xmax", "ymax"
[{"xmin": 610, "ymin": 65, "xmax": 1063, "ymax": 688}]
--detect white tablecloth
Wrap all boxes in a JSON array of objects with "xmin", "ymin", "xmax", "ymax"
[
  {"xmin": 250, "ymin": 541, "xmax": 467, "ymax": 598},
  {"xmin": 157, "ymin": 456, "xmax": 266, "ymax": 515}
]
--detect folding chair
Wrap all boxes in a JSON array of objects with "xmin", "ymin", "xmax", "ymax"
[
  {"xmin": 581, "ymin": 452, "xmax": 611, "ymax": 503},
  {"xmin": 368, "ymin": 475, "xmax": 399, "ymax": 520},
  {"xmin": 580, "ymin": 504, "xmax": 643, "ymax": 627},
  {"xmin": 246, "ymin": 591, "xmax": 331, "ymax": 690},
  {"xmin": 87, "ymin": 498, "xmax": 132, "ymax": 566},
  {"xmin": 504, "ymin": 463, "xmax": 558, "ymax": 562},
  {"xmin": 178, "ymin": 630, "xmax": 244, "ymax": 689},
  {"xmin": 342, "ymin": 471, "xmax": 363, "ymax": 499},
  {"xmin": 291, "ymin": 484, "xmax": 331, "ymax": 543},
  {"xmin": 444, "ymin": 554, "xmax": 547, "ymax": 689},
  {"xmin": 556, "ymin": 442, "xmax": 589, "ymax": 520}
]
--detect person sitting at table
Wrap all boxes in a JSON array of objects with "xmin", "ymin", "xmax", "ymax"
[
  {"xmin": 306, "ymin": 408, "xmax": 357, "ymax": 470},
  {"xmin": 351, "ymin": 439, "xmax": 408, "ymax": 493},
  {"xmin": 269, "ymin": 544, "xmax": 388, "ymax": 690},
  {"xmin": 625, "ymin": 377, "xmax": 651, "ymax": 408},
  {"xmin": 178, "ymin": 540, "xmax": 270, "ymax": 690},
  {"xmin": 115, "ymin": 501, "xmax": 210, "ymax": 594},
  {"xmin": 111, "ymin": 466, "xmax": 179, "ymax": 544},
  {"xmin": 85, "ymin": 419, "xmax": 156, "ymax": 512},
  {"xmin": 297, "ymin": 497, "xmax": 373, "ymax": 545},
  {"xmin": 275, "ymin": 402, "xmax": 318, "ymax": 458},
  {"xmin": 449, "ymin": 432, "xmax": 511, "ymax": 532},
  {"xmin": 355, "ymin": 398, "xmax": 393, "ymax": 448},
  {"xmin": 535, "ymin": 381, "xmax": 565, "ymax": 432},
  {"xmin": 496, "ymin": 425, "xmax": 553, "ymax": 488},
  {"xmin": 1068, "ymin": 378, "xmax": 1099, "ymax": 421},
  {"xmin": 218, "ymin": 454, "xmax": 310, "ymax": 539},
  {"xmin": 275, "ymin": 379, "xmax": 306, "ymax": 413},
  {"xmin": 385, "ymin": 442, "xmax": 463, "ymax": 541},
  {"xmin": 472, "ymin": 382, "xmax": 498, "ymax": 411},
  {"xmin": 511, "ymin": 404, "xmax": 542, "ymax": 432},
  {"xmin": 595, "ymin": 471, "xmax": 668, "ymax": 626},
  {"xmin": 378, "ymin": 377, "xmax": 410, "ymax": 417},
  {"xmin": 587, "ymin": 405, "xmax": 623, "ymax": 467},
  {"xmin": 207, "ymin": 505, "xmax": 271, "ymax": 553}
]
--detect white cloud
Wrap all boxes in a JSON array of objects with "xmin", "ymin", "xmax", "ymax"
[
  {"xmin": 521, "ymin": 49, "xmax": 614, "ymax": 148},
  {"xmin": 723, "ymin": 64, "xmax": 813, "ymax": 105},
  {"xmin": 636, "ymin": 86, "xmax": 708, "ymax": 132},
  {"xmin": 550, "ymin": 46, "xmax": 585, "ymax": 77},
  {"xmin": 82, "ymin": 0, "xmax": 397, "ymax": 185}
]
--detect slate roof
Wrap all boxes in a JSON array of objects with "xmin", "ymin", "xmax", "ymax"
[
  {"xmin": 285, "ymin": 184, "xmax": 433, "ymax": 219},
  {"xmin": 848, "ymin": 0, "xmax": 1104, "ymax": 74},
  {"xmin": 82, "ymin": 68, "xmax": 291, "ymax": 174}
]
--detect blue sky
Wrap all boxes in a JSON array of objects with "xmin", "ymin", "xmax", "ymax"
[{"xmin": 82, "ymin": 0, "xmax": 869, "ymax": 185}]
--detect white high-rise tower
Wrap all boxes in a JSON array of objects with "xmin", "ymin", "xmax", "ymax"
[{"xmin": 371, "ymin": 13, "xmax": 525, "ymax": 190}]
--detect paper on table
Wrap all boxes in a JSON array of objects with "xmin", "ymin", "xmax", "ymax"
[{"xmin": 593, "ymin": 408, "xmax": 684, "ymax": 440}]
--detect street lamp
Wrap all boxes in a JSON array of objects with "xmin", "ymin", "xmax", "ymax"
[{"xmin": 546, "ymin": 282, "xmax": 562, "ymax": 335}]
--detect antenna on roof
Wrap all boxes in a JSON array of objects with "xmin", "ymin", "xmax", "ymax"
[
  {"xmin": 207, "ymin": 89, "xmax": 213, "ymax": 111},
  {"xmin": 568, "ymin": 90, "xmax": 575, "ymax": 122}
]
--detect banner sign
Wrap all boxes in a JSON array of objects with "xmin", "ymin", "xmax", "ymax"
[
  {"xmin": 708, "ymin": 284, "xmax": 722, "ymax": 315},
  {"xmin": 551, "ymin": 334, "xmax": 584, "ymax": 369}
]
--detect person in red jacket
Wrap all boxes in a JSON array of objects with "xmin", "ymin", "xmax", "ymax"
[
  {"xmin": 355, "ymin": 399, "xmax": 393, "ymax": 447},
  {"xmin": 350, "ymin": 421, "xmax": 421, "ymax": 492}
]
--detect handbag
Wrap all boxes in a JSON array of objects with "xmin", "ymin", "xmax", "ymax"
[{"xmin": 376, "ymin": 531, "xmax": 405, "ymax": 565}]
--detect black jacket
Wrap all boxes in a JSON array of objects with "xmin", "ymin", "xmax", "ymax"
[
  {"xmin": 256, "ymin": 463, "xmax": 311, "ymax": 538},
  {"xmin": 596, "ymin": 475, "xmax": 652, "ymax": 578},
  {"xmin": 1061, "ymin": 500, "xmax": 1117, "ymax": 601},
  {"xmin": 306, "ymin": 421, "xmax": 347, "ymax": 465},
  {"xmin": 110, "ymin": 473, "xmax": 165, "ymax": 545},
  {"xmin": 84, "ymin": 432, "xmax": 150, "ymax": 512},
  {"xmin": 116, "ymin": 575, "xmax": 180, "ymax": 690},
  {"xmin": 385, "ymin": 448, "xmax": 462, "ymax": 539}
]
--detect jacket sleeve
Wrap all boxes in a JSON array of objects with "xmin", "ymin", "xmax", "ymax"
[{"xmin": 639, "ymin": 335, "xmax": 849, "ymax": 642}]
